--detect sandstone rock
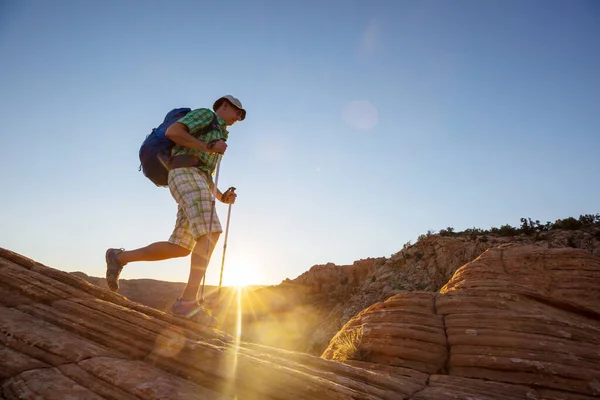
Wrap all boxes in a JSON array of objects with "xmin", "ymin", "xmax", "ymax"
[
  {"xmin": 71, "ymin": 271, "xmax": 223, "ymax": 312},
  {"xmin": 247, "ymin": 229, "xmax": 598, "ymax": 356},
  {"xmin": 0, "ymin": 247, "xmax": 425, "ymax": 399},
  {"xmin": 71, "ymin": 229, "xmax": 599, "ymax": 359},
  {"xmin": 322, "ymin": 245, "xmax": 600, "ymax": 398},
  {"xmin": 3, "ymin": 239, "xmax": 600, "ymax": 399}
]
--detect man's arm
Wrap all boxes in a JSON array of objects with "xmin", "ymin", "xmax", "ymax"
[
  {"xmin": 216, "ymin": 187, "xmax": 237, "ymax": 204},
  {"xmin": 165, "ymin": 122, "xmax": 227, "ymax": 153}
]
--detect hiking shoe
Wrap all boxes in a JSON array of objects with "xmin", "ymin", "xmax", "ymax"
[
  {"xmin": 171, "ymin": 298, "xmax": 217, "ymax": 326},
  {"xmin": 105, "ymin": 248, "xmax": 125, "ymax": 292}
]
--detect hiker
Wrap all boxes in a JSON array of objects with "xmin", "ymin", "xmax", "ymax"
[{"xmin": 105, "ymin": 95, "xmax": 246, "ymax": 321}]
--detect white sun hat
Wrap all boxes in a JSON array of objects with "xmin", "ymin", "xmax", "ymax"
[{"xmin": 213, "ymin": 95, "xmax": 246, "ymax": 120}]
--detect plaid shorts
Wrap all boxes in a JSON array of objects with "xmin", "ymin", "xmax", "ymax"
[{"xmin": 167, "ymin": 167, "xmax": 222, "ymax": 251}]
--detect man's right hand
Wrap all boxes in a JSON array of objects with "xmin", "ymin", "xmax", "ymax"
[
  {"xmin": 166, "ymin": 123, "xmax": 228, "ymax": 155},
  {"xmin": 208, "ymin": 139, "xmax": 227, "ymax": 154}
]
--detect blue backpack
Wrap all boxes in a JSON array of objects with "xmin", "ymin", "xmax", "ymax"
[{"xmin": 139, "ymin": 108, "xmax": 217, "ymax": 187}]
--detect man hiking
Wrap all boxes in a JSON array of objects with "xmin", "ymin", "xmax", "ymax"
[{"xmin": 105, "ymin": 95, "xmax": 246, "ymax": 323}]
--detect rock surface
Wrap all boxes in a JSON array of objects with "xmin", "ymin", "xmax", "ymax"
[
  {"xmin": 322, "ymin": 244, "xmax": 600, "ymax": 399},
  {"xmin": 0, "ymin": 246, "xmax": 436, "ymax": 400},
  {"xmin": 3, "ymin": 243, "xmax": 600, "ymax": 399},
  {"xmin": 70, "ymin": 271, "xmax": 190, "ymax": 310},
  {"xmin": 71, "ymin": 228, "xmax": 600, "ymax": 358},
  {"xmin": 272, "ymin": 229, "xmax": 600, "ymax": 354}
]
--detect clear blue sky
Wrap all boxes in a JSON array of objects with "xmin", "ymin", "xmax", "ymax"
[{"xmin": 1, "ymin": 0, "xmax": 599, "ymax": 287}]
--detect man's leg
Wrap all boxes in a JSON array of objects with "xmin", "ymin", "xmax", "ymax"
[
  {"xmin": 105, "ymin": 242, "xmax": 190, "ymax": 292},
  {"xmin": 169, "ymin": 168, "xmax": 223, "ymax": 303},
  {"xmin": 167, "ymin": 168, "xmax": 223, "ymax": 324},
  {"xmin": 179, "ymin": 232, "xmax": 220, "ymax": 301},
  {"xmin": 106, "ymin": 201, "xmax": 194, "ymax": 292},
  {"xmin": 117, "ymin": 242, "xmax": 190, "ymax": 265}
]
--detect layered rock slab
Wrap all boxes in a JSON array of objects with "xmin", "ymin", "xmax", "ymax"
[
  {"xmin": 0, "ymin": 247, "xmax": 425, "ymax": 399},
  {"xmin": 3, "ymin": 243, "xmax": 600, "ymax": 399},
  {"xmin": 322, "ymin": 244, "xmax": 600, "ymax": 398}
]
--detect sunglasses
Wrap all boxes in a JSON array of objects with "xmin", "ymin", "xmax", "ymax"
[{"xmin": 224, "ymin": 101, "xmax": 242, "ymax": 118}]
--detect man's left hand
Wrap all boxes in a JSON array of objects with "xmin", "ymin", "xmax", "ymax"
[{"xmin": 221, "ymin": 187, "xmax": 237, "ymax": 204}]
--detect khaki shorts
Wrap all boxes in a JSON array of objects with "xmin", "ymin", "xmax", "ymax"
[{"xmin": 167, "ymin": 167, "xmax": 222, "ymax": 251}]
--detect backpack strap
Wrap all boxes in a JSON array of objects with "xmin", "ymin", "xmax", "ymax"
[
  {"xmin": 169, "ymin": 114, "xmax": 221, "ymax": 170},
  {"xmin": 169, "ymin": 154, "xmax": 205, "ymax": 169},
  {"xmin": 194, "ymin": 113, "xmax": 220, "ymax": 138}
]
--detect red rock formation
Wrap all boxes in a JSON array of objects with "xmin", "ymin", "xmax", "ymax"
[
  {"xmin": 0, "ymin": 247, "xmax": 427, "ymax": 399},
  {"xmin": 4, "ymin": 242, "xmax": 600, "ymax": 398},
  {"xmin": 70, "ymin": 230, "xmax": 600, "ymax": 358},
  {"xmin": 259, "ymin": 230, "xmax": 600, "ymax": 355},
  {"xmin": 290, "ymin": 258, "xmax": 385, "ymax": 302},
  {"xmin": 322, "ymin": 244, "xmax": 600, "ymax": 399}
]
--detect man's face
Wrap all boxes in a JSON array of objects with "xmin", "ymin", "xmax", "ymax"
[{"xmin": 223, "ymin": 102, "xmax": 244, "ymax": 126}]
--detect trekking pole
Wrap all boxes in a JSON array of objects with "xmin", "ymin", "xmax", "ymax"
[
  {"xmin": 217, "ymin": 187, "xmax": 235, "ymax": 308},
  {"xmin": 199, "ymin": 151, "xmax": 222, "ymax": 302}
]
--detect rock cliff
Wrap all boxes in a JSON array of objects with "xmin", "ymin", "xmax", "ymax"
[
  {"xmin": 70, "ymin": 272, "xmax": 228, "ymax": 311},
  {"xmin": 273, "ymin": 228, "xmax": 600, "ymax": 354},
  {"xmin": 2, "ymin": 243, "xmax": 599, "ymax": 399},
  {"xmin": 68, "ymin": 225, "xmax": 600, "ymax": 359},
  {"xmin": 0, "ymin": 247, "xmax": 427, "ymax": 399},
  {"xmin": 322, "ymin": 244, "xmax": 600, "ymax": 398},
  {"xmin": 72, "ymin": 227, "xmax": 600, "ymax": 357}
]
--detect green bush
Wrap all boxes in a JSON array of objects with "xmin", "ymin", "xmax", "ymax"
[
  {"xmin": 579, "ymin": 214, "xmax": 600, "ymax": 225},
  {"xmin": 554, "ymin": 217, "xmax": 583, "ymax": 230},
  {"xmin": 520, "ymin": 218, "xmax": 539, "ymax": 235},
  {"xmin": 439, "ymin": 227, "xmax": 455, "ymax": 236},
  {"xmin": 498, "ymin": 224, "xmax": 517, "ymax": 237},
  {"xmin": 411, "ymin": 214, "xmax": 597, "ymax": 247}
]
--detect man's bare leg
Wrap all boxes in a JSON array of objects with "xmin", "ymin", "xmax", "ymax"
[
  {"xmin": 180, "ymin": 232, "xmax": 220, "ymax": 302},
  {"xmin": 117, "ymin": 241, "xmax": 190, "ymax": 265},
  {"xmin": 106, "ymin": 241, "xmax": 190, "ymax": 292}
]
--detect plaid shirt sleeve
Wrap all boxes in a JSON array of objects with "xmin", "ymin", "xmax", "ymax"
[
  {"xmin": 178, "ymin": 108, "xmax": 214, "ymax": 136},
  {"xmin": 171, "ymin": 108, "xmax": 229, "ymax": 175}
]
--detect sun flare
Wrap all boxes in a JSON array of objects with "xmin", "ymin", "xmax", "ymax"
[{"xmin": 223, "ymin": 262, "xmax": 260, "ymax": 288}]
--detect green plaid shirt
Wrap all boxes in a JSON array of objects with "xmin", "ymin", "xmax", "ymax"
[{"xmin": 172, "ymin": 108, "xmax": 229, "ymax": 175}]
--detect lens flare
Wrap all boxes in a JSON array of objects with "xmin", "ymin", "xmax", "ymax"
[{"xmin": 342, "ymin": 100, "xmax": 378, "ymax": 130}]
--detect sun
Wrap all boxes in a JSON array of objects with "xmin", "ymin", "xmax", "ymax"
[{"xmin": 223, "ymin": 262, "xmax": 259, "ymax": 287}]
